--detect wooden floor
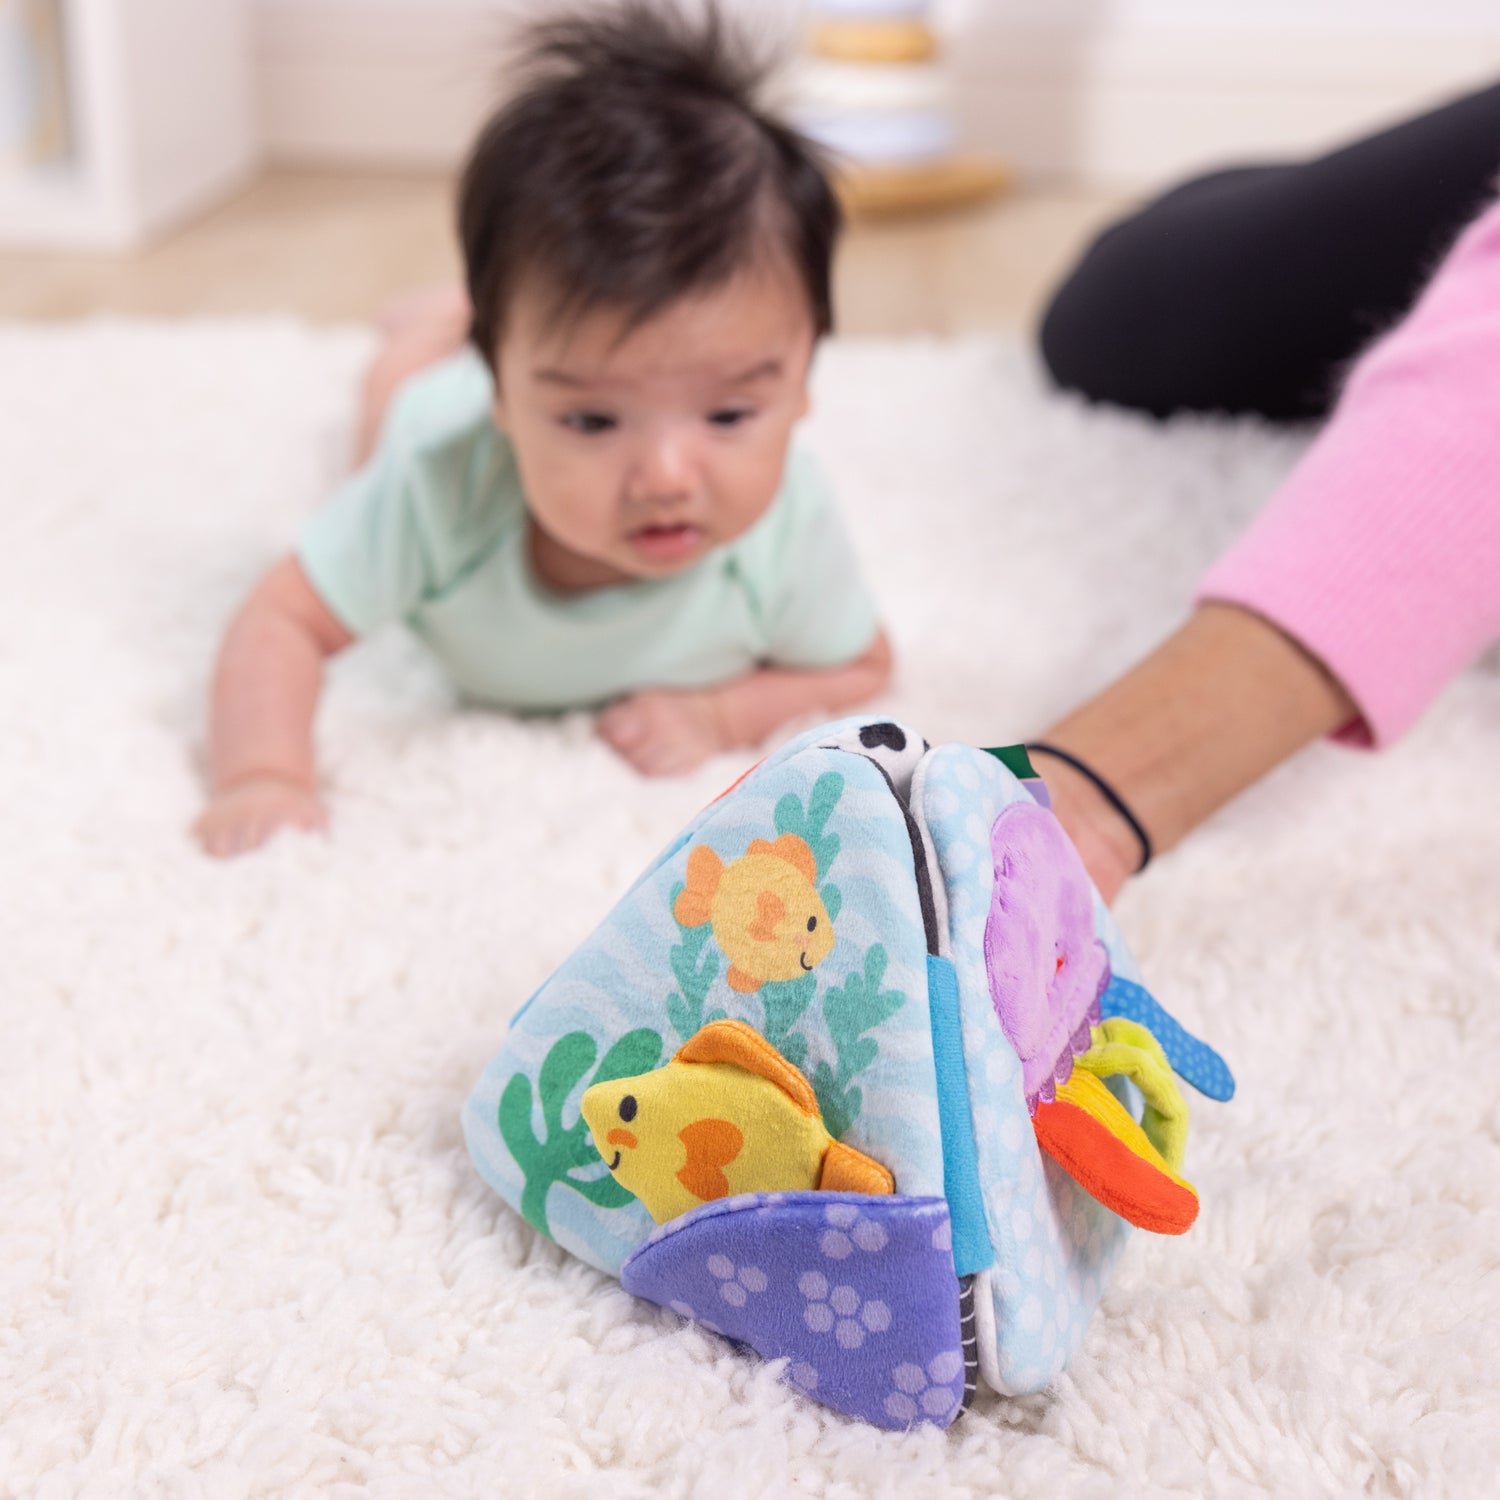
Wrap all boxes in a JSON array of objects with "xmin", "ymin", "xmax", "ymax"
[{"xmin": 0, "ymin": 169, "xmax": 1134, "ymax": 336}]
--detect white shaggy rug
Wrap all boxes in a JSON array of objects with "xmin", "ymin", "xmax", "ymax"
[{"xmin": 2, "ymin": 321, "xmax": 1497, "ymax": 1499}]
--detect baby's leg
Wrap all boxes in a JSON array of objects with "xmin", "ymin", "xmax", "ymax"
[{"xmin": 354, "ymin": 284, "xmax": 472, "ymax": 465}]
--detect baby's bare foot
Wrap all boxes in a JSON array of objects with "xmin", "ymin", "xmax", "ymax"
[
  {"xmin": 194, "ymin": 774, "xmax": 328, "ymax": 858},
  {"xmin": 374, "ymin": 283, "xmax": 470, "ymax": 338},
  {"xmin": 356, "ymin": 286, "xmax": 473, "ymax": 465}
]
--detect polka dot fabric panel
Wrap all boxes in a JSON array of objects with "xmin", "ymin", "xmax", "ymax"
[{"xmin": 912, "ymin": 743, "xmax": 1134, "ymax": 1394}]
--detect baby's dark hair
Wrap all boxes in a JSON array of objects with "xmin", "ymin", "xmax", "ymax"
[{"xmin": 458, "ymin": 1, "xmax": 841, "ymax": 369}]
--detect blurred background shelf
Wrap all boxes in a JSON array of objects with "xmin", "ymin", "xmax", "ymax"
[
  {"xmin": 0, "ymin": 166, "xmax": 98, "ymax": 244},
  {"xmin": 793, "ymin": 0, "xmax": 1012, "ymax": 218},
  {"xmin": 250, "ymin": 1, "xmax": 1500, "ymax": 186},
  {"xmin": 3, "ymin": 0, "xmax": 1500, "ymax": 320},
  {"xmin": 0, "ymin": 165, "xmax": 1132, "ymax": 336},
  {"xmin": 0, "ymin": 0, "xmax": 258, "ymax": 250},
  {"xmin": 838, "ymin": 156, "xmax": 1013, "ymax": 218}
]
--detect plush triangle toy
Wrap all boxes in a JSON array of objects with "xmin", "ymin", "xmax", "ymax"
[{"xmin": 465, "ymin": 718, "xmax": 1233, "ymax": 1430}]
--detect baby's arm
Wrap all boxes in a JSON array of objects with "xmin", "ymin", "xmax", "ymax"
[
  {"xmin": 195, "ymin": 557, "xmax": 355, "ymax": 856},
  {"xmin": 598, "ymin": 629, "xmax": 893, "ymax": 776}
]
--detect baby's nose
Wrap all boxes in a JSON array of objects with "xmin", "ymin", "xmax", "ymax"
[{"xmin": 631, "ymin": 431, "xmax": 697, "ymax": 501}]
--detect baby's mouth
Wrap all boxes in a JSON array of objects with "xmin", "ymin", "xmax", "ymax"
[{"xmin": 627, "ymin": 521, "xmax": 704, "ymax": 564}]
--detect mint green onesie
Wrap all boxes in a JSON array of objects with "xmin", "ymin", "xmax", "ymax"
[{"xmin": 297, "ymin": 352, "xmax": 879, "ymax": 712}]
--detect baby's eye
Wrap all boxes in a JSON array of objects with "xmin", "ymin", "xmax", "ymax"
[
  {"xmin": 707, "ymin": 407, "xmax": 754, "ymax": 429},
  {"xmin": 563, "ymin": 411, "xmax": 617, "ymax": 435}
]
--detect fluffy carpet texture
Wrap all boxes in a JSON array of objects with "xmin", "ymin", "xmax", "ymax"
[{"xmin": 2, "ymin": 322, "xmax": 1497, "ymax": 1499}]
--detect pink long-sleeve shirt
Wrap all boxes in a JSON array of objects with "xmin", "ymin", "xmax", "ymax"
[{"xmin": 1198, "ymin": 193, "xmax": 1500, "ymax": 747}]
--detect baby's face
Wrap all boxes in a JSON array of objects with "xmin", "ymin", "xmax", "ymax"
[{"xmin": 492, "ymin": 261, "xmax": 817, "ymax": 589}]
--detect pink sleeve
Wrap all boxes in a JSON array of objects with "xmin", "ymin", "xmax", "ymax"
[{"xmin": 1197, "ymin": 194, "xmax": 1500, "ymax": 747}]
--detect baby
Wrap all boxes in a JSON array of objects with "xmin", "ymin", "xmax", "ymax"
[{"xmin": 196, "ymin": 2, "xmax": 891, "ymax": 857}]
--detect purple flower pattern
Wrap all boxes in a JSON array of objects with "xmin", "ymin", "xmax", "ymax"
[{"xmin": 621, "ymin": 1191, "xmax": 966, "ymax": 1430}]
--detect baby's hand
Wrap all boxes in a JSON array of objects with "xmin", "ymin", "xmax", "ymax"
[
  {"xmin": 194, "ymin": 774, "xmax": 328, "ymax": 858},
  {"xmin": 596, "ymin": 688, "xmax": 730, "ymax": 777}
]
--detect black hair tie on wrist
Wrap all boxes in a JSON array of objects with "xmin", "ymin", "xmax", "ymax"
[{"xmin": 1025, "ymin": 742, "xmax": 1153, "ymax": 873}]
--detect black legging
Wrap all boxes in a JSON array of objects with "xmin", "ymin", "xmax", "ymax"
[{"xmin": 1039, "ymin": 83, "xmax": 1500, "ymax": 420}]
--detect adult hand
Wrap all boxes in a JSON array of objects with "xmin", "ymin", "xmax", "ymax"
[
  {"xmin": 1032, "ymin": 603, "xmax": 1358, "ymax": 903},
  {"xmin": 1035, "ymin": 760, "xmax": 1141, "ymax": 905}
]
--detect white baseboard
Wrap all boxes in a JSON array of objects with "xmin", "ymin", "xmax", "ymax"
[{"xmin": 255, "ymin": 1, "xmax": 1500, "ymax": 187}]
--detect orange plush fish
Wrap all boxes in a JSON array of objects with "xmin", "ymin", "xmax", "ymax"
[{"xmin": 673, "ymin": 834, "xmax": 835, "ymax": 993}]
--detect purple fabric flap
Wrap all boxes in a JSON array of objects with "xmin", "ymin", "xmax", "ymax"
[{"xmin": 621, "ymin": 1191, "xmax": 966, "ymax": 1430}]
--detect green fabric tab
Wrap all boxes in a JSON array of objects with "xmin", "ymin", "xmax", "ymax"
[{"xmin": 983, "ymin": 744, "xmax": 1037, "ymax": 781}]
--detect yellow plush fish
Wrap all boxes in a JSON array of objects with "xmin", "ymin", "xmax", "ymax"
[
  {"xmin": 580, "ymin": 1019, "xmax": 894, "ymax": 1224},
  {"xmin": 673, "ymin": 834, "xmax": 835, "ymax": 994}
]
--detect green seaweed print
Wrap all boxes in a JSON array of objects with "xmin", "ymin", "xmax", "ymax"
[
  {"xmin": 498, "ymin": 1028, "xmax": 662, "ymax": 1237},
  {"xmin": 774, "ymin": 771, "xmax": 845, "ymax": 921},
  {"xmin": 810, "ymin": 943, "xmax": 906, "ymax": 1140},
  {"xmin": 664, "ymin": 881, "xmax": 726, "ymax": 1043},
  {"xmin": 758, "ymin": 974, "xmax": 814, "ymax": 1071}
]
